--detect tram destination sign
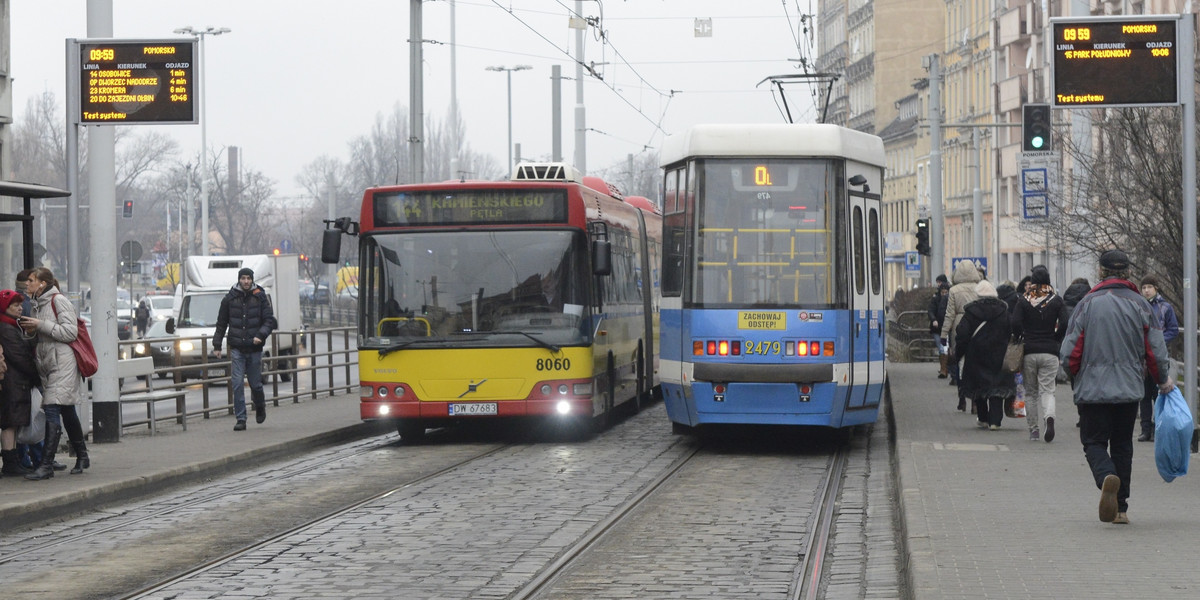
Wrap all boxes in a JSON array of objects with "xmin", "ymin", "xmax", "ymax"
[
  {"xmin": 374, "ymin": 189, "xmax": 568, "ymax": 226},
  {"xmin": 1050, "ymin": 16, "xmax": 1179, "ymax": 107},
  {"xmin": 77, "ymin": 39, "xmax": 197, "ymax": 124}
]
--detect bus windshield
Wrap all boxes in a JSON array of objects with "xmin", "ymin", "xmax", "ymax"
[
  {"xmin": 359, "ymin": 230, "xmax": 591, "ymax": 348},
  {"xmin": 693, "ymin": 158, "xmax": 840, "ymax": 308}
]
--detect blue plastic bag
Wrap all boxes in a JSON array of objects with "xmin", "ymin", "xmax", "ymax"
[{"xmin": 1154, "ymin": 387, "xmax": 1192, "ymax": 482}]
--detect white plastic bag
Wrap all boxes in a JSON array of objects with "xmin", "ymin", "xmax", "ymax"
[{"xmin": 16, "ymin": 389, "xmax": 44, "ymax": 445}]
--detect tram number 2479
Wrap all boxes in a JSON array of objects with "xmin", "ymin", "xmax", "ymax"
[{"xmin": 536, "ymin": 358, "xmax": 571, "ymax": 371}]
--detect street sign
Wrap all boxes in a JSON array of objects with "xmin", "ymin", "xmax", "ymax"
[
  {"xmin": 280, "ymin": 238, "xmax": 293, "ymax": 254},
  {"xmin": 905, "ymin": 251, "xmax": 921, "ymax": 278},
  {"xmin": 951, "ymin": 256, "xmax": 988, "ymax": 277},
  {"xmin": 120, "ymin": 240, "xmax": 143, "ymax": 263},
  {"xmin": 1023, "ymin": 194, "xmax": 1049, "ymax": 219},
  {"xmin": 1018, "ymin": 152, "xmax": 1060, "ymax": 220}
]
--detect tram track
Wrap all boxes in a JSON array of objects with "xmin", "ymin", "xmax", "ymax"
[
  {"xmin": 795, "ymin": 441, "xmax": 850, "ymax": 600},
  {"xmin": 118, "ymin": 441, "xmax": 516, "ymax": 600},
  {"xmin": 0, "ymin": 433, "xmax": 409, "ymax": 565}
]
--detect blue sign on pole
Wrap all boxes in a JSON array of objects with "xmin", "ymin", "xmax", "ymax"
[
  {"xmin": 951, "ymin": 256, "xmax": 988, "ymax": 277},
  {"xmin": 904, "ymin": 251, "xmax": 921, "ymax": 271},
  {"xmin": 280, "ymin": 239, "xmax": 293, "ymax": 254}
]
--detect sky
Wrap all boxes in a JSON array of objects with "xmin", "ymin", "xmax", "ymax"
[{"xmin": 11, "ymin": 0, "xmax": 821, "ymax": 200}]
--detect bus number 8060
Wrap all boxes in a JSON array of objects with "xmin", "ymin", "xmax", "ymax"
[{"xmin": 536, "ymin": 358, "xmax": 571, "ymax": 371}]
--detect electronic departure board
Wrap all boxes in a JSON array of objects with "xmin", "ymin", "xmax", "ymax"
[
  {"xmin": 78, "ymin": 39, "xmax": 197, "ymax": 124},
  {"xmin": 1051, "ymin": 16, "xmax": 1179, "ymax": 107}
]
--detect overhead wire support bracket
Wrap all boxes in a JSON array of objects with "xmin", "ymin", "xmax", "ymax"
[{"xmin": 757, "ymin": 72, "xmax": 840, "ymax": 124}]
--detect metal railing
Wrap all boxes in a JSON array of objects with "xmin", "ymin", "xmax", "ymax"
[
  {"xmin": 887, "ymin": 310, "xmax": 939, "ymax": 362},
  {"xmin": 112, "ymin": 326, "xmax": 358, "ymax": 431}
]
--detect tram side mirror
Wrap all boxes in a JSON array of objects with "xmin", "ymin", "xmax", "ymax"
[
  {"xmin": 592, "ymin": 240, "xmax": 612, "ymax": 276},
  {"xmin": 321, "ymin": 229, "xmax": 342, "ymax": 264}
]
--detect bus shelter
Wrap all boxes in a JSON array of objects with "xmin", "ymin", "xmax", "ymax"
[{"xmin": 0, "ymin": 180, "xmax": 69, "ymax": 274}]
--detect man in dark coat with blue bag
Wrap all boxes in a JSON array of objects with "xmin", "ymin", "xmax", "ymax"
[
  {"xmin": 212, "ymin": 267, "xmax": 277, "ymax": 431},
  {"xmin": 1060, "ymin": 249, "xmax": 1174, "ymax": 525}
]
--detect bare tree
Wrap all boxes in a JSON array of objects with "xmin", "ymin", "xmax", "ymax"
[{"xmin": 1030, "ymin": 105, "xmax": 1185, "ymax": 305}]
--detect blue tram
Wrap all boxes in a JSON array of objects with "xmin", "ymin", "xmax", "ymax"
[{"xmin": 657, "ymin": 124, "xmax": 886, "ymax": 430}]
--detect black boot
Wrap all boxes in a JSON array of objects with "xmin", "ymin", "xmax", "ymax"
[
  {"xmin": 252, "ymin": 388, "xmax": 267, "ymax": 424},
  {"xmin": 26, "ymin": 421, "xmax": 62, "ymax": 481},
  {"xmin": 1137, "ymin": 423, "xmax": 1154, "ymax": 443},
  {"xmin": 69, "ymin": 440, "xmax": 90, "ymax": 474},
  {"xmin": 1, "ymin": 448, "xmax": 30, "ymax": 475}
]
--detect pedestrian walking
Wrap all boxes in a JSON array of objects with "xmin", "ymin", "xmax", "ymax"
[
  {"xmin": 212, "ymin": 267, "xmax": 277, "ymax": 431},
  {"xmin": 1060, "ymin": 249, "xmax": 1174, "ymax": 524},
  {"xmin": 996, "ymin": 281, "xmax": 1019, "ymax": 313},
  {"xmin": 953, "ymin": 280, "xmax": 1014, "ymax": 429},
  {"xmin": 1137, "ymin": 274, "xmax": 1180, "ymax": 442},
  {"xmin": 941, "ymin": 261, "xmax": 982, "ymax": 409},
  {"xmin": 928, "ymin": 280, "xmax": 951, "ymax": 378},
  {"xmin": 1012, "ymin": 265, "xmax": 1069, "ymax": 442},
  {"xmin": 20, "ymin": 268, "xmax": 90, "ymax": 480},
  {"xmin": 135, "ymin": 299, "xmax": 150, "ymax": 338},
  {"xmin": 0, "ymin": 290, "xmax": 38, "ymax": 475}
]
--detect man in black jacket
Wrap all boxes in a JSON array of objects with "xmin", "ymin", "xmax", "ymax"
[{"xmin": 212, "ymin": 267, "xmax": 277, "ymax": 431}]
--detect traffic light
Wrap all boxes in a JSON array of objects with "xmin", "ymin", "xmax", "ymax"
[
  {"xmin": 915, "ymin": 219, "xmax": 930, "ymax": 256},
  {"xmin": 122, "ymin": 200, "xmax": 134, "ymax": 218},
  {"xmin": 1022, "ymin": 103, "xmax": 1052, "ymax": 151}
]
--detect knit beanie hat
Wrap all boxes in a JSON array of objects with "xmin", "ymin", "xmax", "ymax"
[
  {"xmin": 1031, "ymin": 265, "xmax": 1051, "ymax": 285},
  {"xmin": 238, "ymin": 267, "xmax": 254, "ymax": 279}
]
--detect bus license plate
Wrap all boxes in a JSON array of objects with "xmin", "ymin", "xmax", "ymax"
[{"xmin": 449, "ymin": 403, "xmax": 498, "ymax": 416}]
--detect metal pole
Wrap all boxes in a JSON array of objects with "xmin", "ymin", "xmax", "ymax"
[
  {"xmin": 506, "ymin": 69, "xmax": 514, "ymax": 173},
  {"xmin": 64, "ymin": 40, "xmax": 80, "ymax": 294},
  {"xmin": 552, "ymin": 65, "xmax": 562, "ymax": 162},
  {"xmin": 199, "ymin": 34, "xmax": 209, "ymax": 256},
  {"xmin": 574, "ymin": 0, "xmax": 586, "ymax": 173},
  {"xmin": 409, "ymin": 0, "xmax": 424, "ymax": 183},
  {"xmin": 972, "ymin": 127, "xmax": 983, "ymax": 258},
  {"xmin": 1179, "ymin": 12, "xmax": 1197, "ymax": 437},
  {"xmin": 927, "ymin": 54, "xmax": 944, "ymax": 277},
  {"xmin": 449, "ymin": 0, "xmax": 458, "ymax": 180},
  {"xmin": 87, "ymin": 0, "xmax": 115, "ymax": 442}
]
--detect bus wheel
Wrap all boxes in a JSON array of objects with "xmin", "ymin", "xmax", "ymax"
[{"xmin": 397, "ymin": 420, "xmax": 426, "ymax": 443}]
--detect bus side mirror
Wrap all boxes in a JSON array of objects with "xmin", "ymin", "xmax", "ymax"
[
  {"xmin": 321, "ymin": 229, "xmax": 342, "ymax": 264},
  {"xmin": 592, "ymin": 240, "xmax": 612, "ymax": 276}
]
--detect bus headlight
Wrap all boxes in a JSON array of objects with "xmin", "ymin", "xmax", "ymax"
[
  {"xmin": 556, "ymin": 400, "xmax": 572, "ymax": 415},
  {"xmin": 379, "ymin": 404, "xmax": 391, "ymax": 416}
]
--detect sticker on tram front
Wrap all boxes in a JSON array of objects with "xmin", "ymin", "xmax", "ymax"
[{"xmin": 738, "ymin": 311, "xmax": 786, "ymax": 330}]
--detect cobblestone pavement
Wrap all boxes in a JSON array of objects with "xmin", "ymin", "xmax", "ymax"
[{"xmin": 0, "ymin": 399, "xmax": 904, "ymax": 600}]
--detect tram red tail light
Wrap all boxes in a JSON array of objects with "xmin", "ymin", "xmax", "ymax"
[
  {"xmin": 718, "ymin": 340, "xmax": 729, "ymax": 356},
  {"xmin": 731, "ymin": 341, "xmax": 741, "ymax": 355},
  {"xmin": 809, "ymin": 341, "xmax": 820, "ymax": 356},
  {"xmin": 707, "ymin": 340, "xmax": 717, "ymax": 355},
  {"xmin": 797, "ymin": 341, "xmax": 809, "ymax": 356}
]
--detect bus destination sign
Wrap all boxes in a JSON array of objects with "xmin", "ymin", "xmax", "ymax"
[
  {"xmin": 1051, "ymin": 16, "xmax": 1179, "ymax": 107},
  {"xmin": 78, "ymin": 39, "xmax": 197, "ymax": 124},
  {"xmin": 374, "ymin": 190, "xmax": 568, "ymax": 226}
]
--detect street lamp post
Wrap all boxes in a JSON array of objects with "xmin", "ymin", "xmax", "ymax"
[
  {"xmin": 486, "ymin": 65, "xmax": 532, "ymax": 174},
  {"xmin": 174, "ymin": 26, "xmax": 231, "ymax": 257}
]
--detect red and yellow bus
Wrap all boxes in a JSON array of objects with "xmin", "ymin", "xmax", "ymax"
[{"xmin": 322, "ymin": 163, "xmax": 661, "ymax": 441}]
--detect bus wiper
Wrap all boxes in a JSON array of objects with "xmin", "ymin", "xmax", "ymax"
[
  {"xmin": 378, "ymin": 337, "xmax": 442, "ymax": 358},
  {"xmin": 495, "ymin": 330, "xmax": 560, "ymax": 353}
]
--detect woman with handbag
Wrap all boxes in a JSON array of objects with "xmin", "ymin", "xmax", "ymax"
[
  {"xmin": 20, "ymin": 268, "xmax": 90, "ymax": 480},
  {"xmin": 0, "ymin": 290, "xmax": 39, "ymax": 475},
  {"xmin": 1012, "ymin": 265, "xmax": 1069, "ymax": 442},
  {"xmin": 954, "ymin": 280, "xmax": 1015, "ymax": 430}
]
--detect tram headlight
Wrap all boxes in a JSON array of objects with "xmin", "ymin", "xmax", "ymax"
[{"xmin": 556, "ymin": 400, "xmax": 572, "ymax": 415}]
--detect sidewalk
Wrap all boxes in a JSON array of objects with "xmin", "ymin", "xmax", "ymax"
[
  {"xmin": 891, "ymin": 361, "xmax": 1200, "ymax": 599},
  {"xmin": 0, "ymin": 391, "xmax": 390, "ymax": 531}
]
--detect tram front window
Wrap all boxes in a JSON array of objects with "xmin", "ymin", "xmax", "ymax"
[
  {"xmin": 694, "ymin": 159, "xmax": 839, "ymax": 308},
  {"xmin": 361, "ymin": 230, "xmax": 590, "ymax": 348}
]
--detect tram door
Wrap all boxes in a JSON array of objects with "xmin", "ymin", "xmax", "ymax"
[{"xmin": 847, "ymin": 185, "xmax": 884, "ymax": 409}]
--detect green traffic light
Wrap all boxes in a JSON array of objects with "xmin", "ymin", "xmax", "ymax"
[{"xmin": 1031, "ymin": 136, "xmax": 1045, "ymax": 149}]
